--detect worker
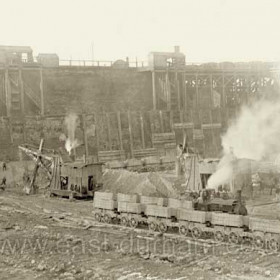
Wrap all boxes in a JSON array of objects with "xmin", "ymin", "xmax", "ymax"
[
  {"xmin": 0, "ymin": 177, "xmax": 6, "ymax": 190},
  {"xmin": 2, "ymin": 162, "xmax": 6, "ymax": 171}
]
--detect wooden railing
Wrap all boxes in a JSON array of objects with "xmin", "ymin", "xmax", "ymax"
[{"xmin": 59, "ymin": 59, "xmax": 148, "ymax": 68}]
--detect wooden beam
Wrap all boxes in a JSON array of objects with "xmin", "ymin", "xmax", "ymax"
[
  {"xmin": 195, "ymin": 73, "xmax": 199, "ymax": 107},
  {"xmin": 82, "ymin": 114, "xmax": 89, "ymax": 158},
  {"xmin": 209, "ymin": 74, "xmax": 213, "ymax": 108},
  {"xmin": 198, "ymin": 109, "xmax": 206, "ymax": 157},
  {"xmin": 39, "ymin": 67, "xmax": 44, "ymax": 116},
  {"xmin": 169, "ymin": 110, "xmax": 174, "ymax": 132},
  {"xmin": 222, "ymin": 73, "xmax": 225, "ymax": 107},
  {"xmin": 166, "ymin": 70, "xmax": 171, "ymax": 110},
  {"xmin": 4, "ymin": 69, "xmax": 11, "ymax": 117},
  {"xmin": 8, "ymin": 117, "xmax": 13, "ymax": 144},
  {"xmin": 209, "ymin": 109, "xmax": 218, "ymax": 156},
  {"xmin": 159, "ymin": 110, "xmax": 164, "ymax": 133},
  {"xmin": 182, "ymin": 72, "xmax": 187, "ymax": 110},
  {"xmin": 106, "ymin": 113, "xmax": 112, "ymax": 150},
  {"xmin": 18, "ymin": 68, "xmax": 25, "ymax": 115},
  {"xmin": 117, "ymin": 111, "xmax": 123, "ymax": 150},
  {"xmin": 94, "ymin": 113, "xmax": 99, "ymax": 161},
  {"xmin": 22, "ymin": 118, "xmax": 26, "ymax": 143},
  {"xmin": 152, "ymin": 71, "xmax": 157, "ymax": 110},
  {"xmin": 127, "ymin": 111, "xmax": 134, "ymax": 158},
  {"xmin": 140, "ymin": 112, "xmax": 145, "ymax": 149},
  {"xmin": 175, "ymin": 71, "xmax": 180, "ymax": 110}
]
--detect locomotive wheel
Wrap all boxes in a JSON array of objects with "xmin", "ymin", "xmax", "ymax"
[
  {"xmin": 214, "ymin": 231, "xmax": 224, "ymax": 242},
  {"xmin": 228, "ymin": 232, "xmax": 239, "ymax": 244},
  {"xmin": 120, "ymin": 216, "xmax": 128, "ymax": 227},
  {"xmin": 254, "ymin": 236, "xmax": 264, "ymax": 249},
  {"xmin": 149, "ymin": 221, "xmax": 158, "ymax": 232},
  {"xmin": 269, "ymin": 238, "xmax": 279, "ymax": 251},
  {"xmin": 179, "ymin": 225, "xmax": 188, "ymax": 236},
  {"xmin": 129, "ymin": 218, "xmax": 138, "ymax": 228},
  {"xmin": 103, "ymin": 214, "xmax": 111, "ymax": 224},
  {"xmin": 158, "ymin": 222, "xmax": 167, "ymax": 233},
  {"xmin": 94, "ymin": 212, "xmax": 101, "ymax": 222},
  {"xmin": 191, "ymin": 227, "xmax": 202, "ymax": 239}
]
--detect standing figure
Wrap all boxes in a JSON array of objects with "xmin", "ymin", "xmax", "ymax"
[
  {"xmin": 0, "ymin": 176, "xmax": 6, "ymax": 190},
  {"xmin": 2, "ymin": 162, "xmax": 6, "ymax": 171}
]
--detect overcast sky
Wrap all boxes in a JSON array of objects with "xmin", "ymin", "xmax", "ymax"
[{"xmin": 1, "ymin": 0, "xmax": 280, "ymax": 63}]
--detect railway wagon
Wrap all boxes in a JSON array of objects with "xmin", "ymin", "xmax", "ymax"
[{"xmin": 93, "ymin": 192, "xmax": 280, "ymax": 251}]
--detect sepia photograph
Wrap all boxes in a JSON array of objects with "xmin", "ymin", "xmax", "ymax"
[{"xmin": 1, "ymin": 0, "xmax": 280, "ymax": 279}]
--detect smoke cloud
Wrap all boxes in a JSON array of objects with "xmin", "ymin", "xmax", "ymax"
[
  {"xmin": 208, "ymin": 95, "xmax": 280, "ymax": 189},
  {"xmin": 60, "ymin": 113, "xmax": 80, "ymax": 155},
  {"xmin": 207, "ymin": 153, "xmax": 235, "ymax": 189},
  {"xmin": 223, "ymin": 98, "xmax": 280, "ymax": 161}
]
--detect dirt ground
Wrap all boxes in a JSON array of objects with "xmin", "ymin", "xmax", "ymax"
[
  {"xmin": 1, "ymin": 187, "xmax": 280, "ymax": 280},
  {"xmin": 1, "ymin": 161, "xmax": 280, "ymax": 280}
]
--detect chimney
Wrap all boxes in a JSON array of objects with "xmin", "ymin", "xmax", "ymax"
[{"xmin": 174, "ymin": 46, "xmax": 180, "ymax": 53}]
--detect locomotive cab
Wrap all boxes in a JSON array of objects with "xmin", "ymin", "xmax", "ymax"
[{"xmin": 194, "ymin": 197, "xmax": 248, "ymax": 216}]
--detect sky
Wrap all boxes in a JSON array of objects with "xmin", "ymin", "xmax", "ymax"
[{"xmin": 1, "ymin": 0, "xmax": 280, "ymax": 63}]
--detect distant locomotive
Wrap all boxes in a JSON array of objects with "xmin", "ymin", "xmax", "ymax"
[{"xmin": 93, "ymin": 191, "xmax": 279, "ymax": 251}]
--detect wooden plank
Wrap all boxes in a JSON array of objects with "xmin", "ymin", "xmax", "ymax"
[
  {"xmin": 18, "ymin": 68, "xmax": 24, "ymax": 115},
  {"xmin": 166, "ymin": 71, "xmax": 171, "ymax": 110},
  {"xmin": 159, "ymin": 110, "xmax": 164, "ymax": 133},
  {"xmin": 195, "ymin": 73, "xmax": 199, "ymax": 107},
  {"xmin": 133, "ymin": 148, "xmax": 158, "ymax": 159},
  {"xmin": 127, "ymin": 111, "xmax": 134, "ymax": 158},
  {"xmin": 149, "ymin": 111, "xmax": 154, "ymax": 134},
  {"xmin": 198, "ymin": 109, "xmax": 206, "ymax": 157},
  {"xmin": 106, "ymin": 113, "xmax": 112, "ymax": 150},
  {"xmin": 169, "ymin": 111, "xmax": 174, "ymax": 132},
  {"xmin": 82, "ymin": 114, "xmax": 89, "ymax": 158},
  {"xmin": 175, "ymin": 72, "xmax": 180, "ymax": 110},
  {"xmin": 183, "ymin": 72, "xmax": 187, "ymax": 110},
  {"xmin": 5, "ymin": 69, "xmax": 11, "ymax": 117},
  {"xmin": 152, "ymin": 71, "xmax": 157, "ymax": 110},
  {"xmin": 117, "ymin": 111, "xmax": 123, "ymax": 150},
  {"xmin": 94, "ymin": 113, "xmax": 99, "ymax": 161},
  {"xmin": 209, "ymin": 74, "xmax": 213, "ymax": 108},
  {"xmin": 39, "ymin": 67, "xmax": 44, "ymax": 116},
  {"xmin": 140, "ymin": 112, "xmax": 145, "ymax": 149}
]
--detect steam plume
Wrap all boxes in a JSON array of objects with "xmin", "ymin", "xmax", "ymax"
[
  {"xmin": 208, "ymin": 95, "xmax": 280, "ymax": 189},
  {"xmin": 60, "ymin": 113, "xmax": 80, "ymax": 155}
]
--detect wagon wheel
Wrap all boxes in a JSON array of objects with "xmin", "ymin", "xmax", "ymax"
[
  {"xmin": 94, "ymin": 212, "xmax": 101, "ymax": 222},
  {"xmin": 228, "ymin": 232, "xmax": 239, "ymax": 244},
  {"xmin": 191, "ymin": 227, "xmax": 202, "ymax": 239},
  {"xmin": 103, "ymin": 214, "xmax": 111, "ymax": 224},
  {"xmin": 158, "ymin": 222, "xmax": 168, "ymax": 233},
  {"xmin": 254, "ymin": 235, "xmax": 264, "ymax": 249},
  {"xmin": 120, "ymin": 216, "xmax": 128, "ymax": 227},
  {"xmin": 148, "ymin": 221, "xmax": 158, "ymax": 232},
  {"xmin": 269, "ymin": 238, "xmax": 279, "ymax": 251},
  {"xmin": 214, "ymin": 231, "xmax": 224, "ymax": 242},
  {"xmin": 129, "ymin": 217, "xmax": 138, "ymax": 228},
  {"xmin": 179, "ymin": 225, "xmax": 188, "ymax": 236}
]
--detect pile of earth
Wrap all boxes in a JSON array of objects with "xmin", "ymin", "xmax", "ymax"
[{"xmin": 101, "ymin": 169, "xmax": 182, "ymax": 198}]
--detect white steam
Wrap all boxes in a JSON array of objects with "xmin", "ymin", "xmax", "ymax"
[
  {"xmin": 223, "ymin": 99, "xmax": 280, "ymax": 160},
  {"xmin": 207, "ymin": 153, "xmax": 235, "ymax": 189},
  {"xmin": 60, "ymin": 113, "xmax": 80, "ymax": 155},
  {"xmin": 208, "ymin": 97, "xmax": 280, "ymax": 189}
]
